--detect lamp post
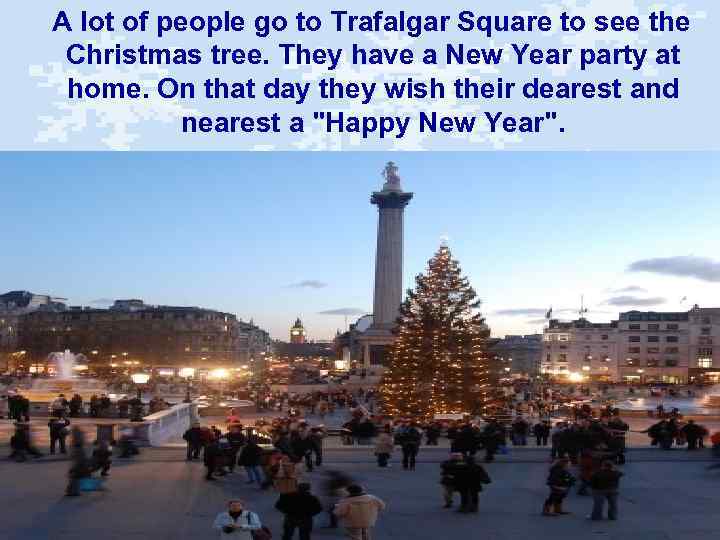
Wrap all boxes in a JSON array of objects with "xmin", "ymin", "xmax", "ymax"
[
  {"xmin": 179, "ymin": 367, "xmax": 195, "ymax": 403},
  {"xmin": 130, "ymin": 372, "xmax": 150, "ymax": 422}
]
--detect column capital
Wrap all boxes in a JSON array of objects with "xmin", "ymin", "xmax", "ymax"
[{"xmin": 370, "ymin": 191, "xmax": 413, "ymax": 209}]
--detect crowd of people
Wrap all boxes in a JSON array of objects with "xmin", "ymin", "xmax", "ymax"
[{"xmin": 7, "ymin": 381, "xmax": 720, "ymax": 538}]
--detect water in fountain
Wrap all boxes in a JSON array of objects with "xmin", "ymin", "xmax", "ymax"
[
  {"xmin": 50, "ymin": 349, "xmax": 76, "ymax": 379},
  {"xmin": 24, "ymin": 350, "xmax": 107, "ymax": 402},
  {"xmin": 702, "ymin": 384, "xmax": 720, "ymax": 408}
]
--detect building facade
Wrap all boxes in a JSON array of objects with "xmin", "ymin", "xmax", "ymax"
[
  {"xmin": 688, "ymin": 306, "xmax": 720, "ymax": 383},
  {"xmin": 17, "ymin": 299, "xmax": 270, "ymax": 368},
  {"xmin": 542, "ymin": 319, "xmax": 619, "ymax": 382},
  {"xmin": 488, "ymin": 334, "xmax": 542, "ymax": 378},
  {"xmin": 541, "ymin": 305, "xmax": 720, "ymax": 384},
  {"xmin": 1, "ymin": 291, "xmax": 66, "ymax": 371},
  {"xmin": 616, "ymin": 310, "xmax": 689, "ymax": 384}
]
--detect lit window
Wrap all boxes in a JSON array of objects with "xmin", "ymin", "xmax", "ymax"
[{"xmin": 698, "ymin": 358, "xmax": 712, "ymax": 368}]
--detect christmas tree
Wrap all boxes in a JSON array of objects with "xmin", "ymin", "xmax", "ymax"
[{"xmin": 380, "ymin": 243, "xmax": 495, "ymax": 419}]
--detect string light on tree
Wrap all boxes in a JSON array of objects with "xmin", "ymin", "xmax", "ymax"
[{"xmin": 380, "ymin": 243, "xmax": 499, "ymax": 420}]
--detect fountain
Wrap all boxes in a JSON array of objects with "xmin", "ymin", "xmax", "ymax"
[
  {"xmin": 615, "ymin": 386, "xmax": 720, "ymax": 417},
  {"xmin": 23, "ymin": 350, "xmax": 108, "ymax": 403},
  {"xmin": 51, "ymin": 349, "xmax": 77, "ymax": 380}
]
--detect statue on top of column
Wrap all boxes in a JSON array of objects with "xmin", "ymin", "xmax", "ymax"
[{"xmin": 381, "ymin": 161, "xmax": 401, "ymax": 191}]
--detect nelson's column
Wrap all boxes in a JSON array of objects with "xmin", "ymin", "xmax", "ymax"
[{"xmin": 358, "ymin": 162, "xmax": 413, "ymax": 373}]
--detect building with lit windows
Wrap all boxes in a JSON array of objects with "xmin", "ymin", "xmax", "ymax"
[
  {"xmin": 17, "ymin": 299, "xmax": 270, "ymax": 369},
  {"xmin": 489, "ymin": 334, "xmax": 542, "ymax": 378},
  {"xmin": 542, "ymin": 319, "xmax": 618, "ymax": 382},
  {"xmin": 616, "ymin": 310, "xmax": 689, "ymax": 384},
  {"xmin": 688, "ymin": 306, "xmax": 720, "ymax": 383},
  {"xmin": 1, "ymin": 291, "xmax": 66, "ymax": 371},
  {"xmin": 541, "ymin": 305, "xmax": 720, "ymax": 384}
]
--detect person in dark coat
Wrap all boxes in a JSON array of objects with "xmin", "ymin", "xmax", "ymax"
[
  {"xmin": 681, "ymin": 420, "xmax": 704, "ymax": 451},
  {"xmin": 425, "ymin": 422, "xmax": 441, "ymax": 446},
  {"xmin": 454, "ymin": 457, "xmax": 491, "ymax": 513},
  {"xmin": 66, "ymin": 427, "xmax": 91, "ymax": 496},
  {"xmin": 511, "ymin": 417, "xmax": 530, "ymax": 446},
  {"xmin": 226, "ymin": 425, "xmax": 247, "ymax": 472},
  {"xmin": 439, "ymin": 453, "xmax": 465, "ymax": 508},
  {"xmin": 69, "ymin": 394, "xmax": 83, "ymax": 417},
  {"xmin": 454, "ymin": 424, "xmax": 480, "ymax": 458},
  {"xmin": 309, "ymin": 427, "xmax": 325, "ymax": 467},
  {"xmin": 290, "ymin": 427, "xmax": 314, "ymax": 471},
  {"xmin": 9, "ymin": 422, "xmax": 43, "ymax": 461},
  {"xmin": 543, "ymin": 459, "xmax": 575, "ymax": 516},
  {"xmin": 533, "ymin": 421, "xmax": 550, "ymax": 446},
  {"xmin": 91, "ymin": 440, "xmax": 112, "ymax": 476},
  {"xmin": 183, "ymin": 422, "xmax": 204, "ymax": 461},
  {"xmin": 204, "ymin": 440, "xmax": 222, "ymax": 481},
  {"xmin": 275, "ymin": 482, "xmax": 323, "ymax": 540},
  {"xmin": 48, "ymin": 417, "xmax": 71, "ymax": 454},
  {"xmin": 481, "ymin": 420, "xmax": 505, "ymax": 463},
  {"xmin": 238, "ymin": 439, "xmax": 265, "ymax": 485},
  {"xmin": 590, "ymin": 460, "xmax": 623, "ymax": 520},
  {"xmin": 397, "ymin": 423, "xmax": 422, "ymax": 470}
]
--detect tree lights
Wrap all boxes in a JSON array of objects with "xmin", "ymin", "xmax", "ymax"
[{"xmin": 380, "ymin": 244, "xmax": 498, "ymax": 420}]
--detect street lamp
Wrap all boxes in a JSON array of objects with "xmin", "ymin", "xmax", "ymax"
[
  {"xmin": 130, "ymin": 372, "xmax": 150, "ymax": 422},
  {"xmin": 179, "ymin": 367, "xmax": 195, "ymax": 403}
]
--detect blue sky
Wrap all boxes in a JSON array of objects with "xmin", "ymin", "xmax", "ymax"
[{"xmin": 1, "ymin": 152, "xmax": 719, "ymax": 340}]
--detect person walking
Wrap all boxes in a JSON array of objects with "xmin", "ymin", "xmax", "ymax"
[
  {"xmin": 455, "ymin": 456, "xmax": 491, "ymax": 513},
  {"xmin": 91, "ymin": 440, "xmax": 113, "ymax": 476},
  {"xmin": 542, "ymin": 458, "xmax": 575, "ymax": 516},
  {"xmin": 333, "ymin": 484, "xmax": 386, "ymax": 540},
  {"xmin": 511, "ymin": 416, "xmax": 529, "ymax": 446},
  {"xmin": 48, "ymin": 416, "xmax": 71, "ymax": 455},
  {"xmin": 398, "ymin": 423, "xmax": 422, "ymax": 470},
  {"xmin": 481, "ymin": 419, "xmax": 505, "ymax": 463},
  {"xmin": 9, "ymin": 422, "xmax": 43, "ymax": 461},
  {"xmin": 50, "ymin": 394, "xmax": 68, "ymax": 418},
  {"xmin": 439, "ymin": 453, "xmax": 464, "ymax": 508},
  {"xmin": 374, "ymin": 425, "xmax": 394, "ymax": 468},
  {"xmin": 239, "ymin": 438, "xmax": 265, "ymax": 486},
  {"xmin": 322, "ymin": 470, "xmax": 354, "ymax": 529},
  {"xmin": 533, "ymin": 421, "xmax": 550, "ymax": 446},
  {"xmin": 589, "ymin": 460, "xmax": 623, "ymax": 520},
  {"xmin": 66, "ymin": 427, "xmax": 92, "ymax": 496},
  {"xmin": 204, "ymin": 439, "xmax": 222, "ymax": 481},
  {"xmin": 69, "ymin": 394, "xmax": 83, "ymax": 417},
  {"xmin": 213, "ymin": 500, "xmax": 263, "ymax": 539},
  {"xmin": 275, "ymin": 482, "xmax": 323, "ymax": 540},
  {"xmin": 183, "ymin": 422, "xmax": 204, "ymax": 461},
  {"xmin": 309, "ymin": 427, "xmax": 325, "ymax": 467},
  {"xmin": 681, "ymin": 420, "xmax": 703, "ymax": 451}
]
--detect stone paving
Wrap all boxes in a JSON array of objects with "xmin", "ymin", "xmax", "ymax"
[{"xmin": 2, "ymin": 446, "xmax": 720, "ymax": 540}]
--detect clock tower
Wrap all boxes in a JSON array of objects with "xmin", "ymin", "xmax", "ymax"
[{"xmin": 290, "ymin": 317, "xmax": 306, "ymax": 344}]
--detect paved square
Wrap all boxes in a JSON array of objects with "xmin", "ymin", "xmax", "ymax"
[{"xmin": 2, "ymin": 447, "xmax": 719, "ymax": 540}]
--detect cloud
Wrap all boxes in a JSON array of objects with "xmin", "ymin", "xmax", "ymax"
[
  {"xmin": 605, "ymin": 295, "xmax": 667, "ymax": 307},
  {"xmin": 287, "ymin": 280, "xmax": 328, "ymax": 289},
  {"xmin": 606, "ymin": 286, "xmax": 647, "ymax": 293},
  {"xmin": 494, "ymin": 308, "xmax": 547, "ymax": 317},
  {"xmin": 318, "ymin": 308, "xmax": 367, "ymax": 316},
  {"xmin": 526, "ymin": 318, "xmax": 549, "ymax": 325},
  {"xmin": 89, "ymin": 298, "xmax": 114, "ymax": 305},
  {"xmin": 628, "ymin": 256, "xmax": 720, "ymax": 283}
]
